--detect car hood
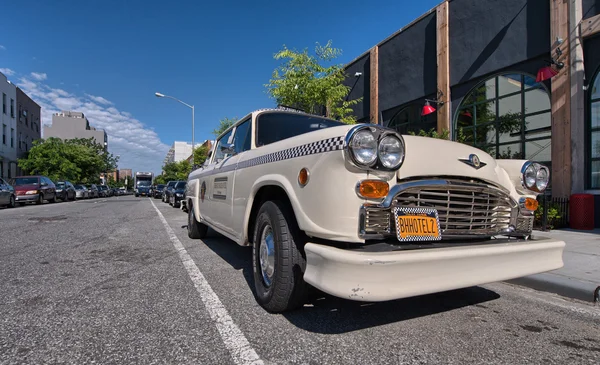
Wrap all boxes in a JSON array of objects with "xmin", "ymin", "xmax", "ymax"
[
  {"xmin": 398, "ymin": 135, "xmax": 515, "ymax": 191},
  {"xmin": 14, "ymin": 184, "xmax": 40, "ymax": 191}
]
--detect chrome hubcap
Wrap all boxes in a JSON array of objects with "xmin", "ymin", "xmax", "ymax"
[{"xmin": 259, "ymin": 225, "xmax": 275, "ymax": 286}]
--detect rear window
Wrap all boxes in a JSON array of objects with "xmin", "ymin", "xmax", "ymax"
[{"xmin": 256, "ymin": 112, "xmax": 344, "ymax": 147}]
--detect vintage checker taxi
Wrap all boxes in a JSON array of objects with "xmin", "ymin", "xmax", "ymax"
[{"xmin": 185, "ymin": 107, "xmax": 565, "ymax": 313}]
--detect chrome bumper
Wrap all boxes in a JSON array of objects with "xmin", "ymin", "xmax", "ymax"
[{"xmin": 15, "ymin": 194, "xmax": 39, "ymax": 202}]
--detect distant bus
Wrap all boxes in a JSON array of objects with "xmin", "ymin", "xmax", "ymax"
[{"xmin": 134, "ymin": 172, "xmax": 153, "ymax": 197}]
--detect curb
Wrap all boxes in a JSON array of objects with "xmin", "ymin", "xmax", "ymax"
[{"xmin": 507, "ymin": 273, "xmax": 600, "ymax": 303}]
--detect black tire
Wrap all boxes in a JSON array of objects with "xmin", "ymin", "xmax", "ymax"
[
  {"xmin": 8, "ymin": 195, "xmax": 15, "ymax": 208},
  {"xmin": 252, "ymin": 200, "xmax": 308, "ymax": 313},
  {"xmin": 36, "ymin": 194, "xmax": 43, "ymax": 205},
  {"xmin": 50, "ymin": 194, "xmax": 57, "ymax": 203},
  {"xmin": 187, "ymin": 204, "xmax": 208, "ymax": 239}
]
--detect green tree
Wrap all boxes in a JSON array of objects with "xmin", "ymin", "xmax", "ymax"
[
  {"xmin": 161, "ymin": 160, "xmax": 191, "ymax": 182},
  {"xmin": 212, "ymin": 117, "xmax": 239, "ymax": 137},
  {"xmin": 193, "ymin": 145, "xmax": 210, "ymax": 166},
  {"xmin": 17, "ymin": 137, "xmax": 119, "ymax": 183},
  {"xmin": 265, "ymin": 40, "xmax": 362, "ymax": 124}
]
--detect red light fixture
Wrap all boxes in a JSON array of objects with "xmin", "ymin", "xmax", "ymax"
[
  {"xmin": 536, "ymin": 44, "xmax": 564, "ymax": 82},
  {"xmin": 536, "ymin": 66, "xmax": 559, "ymax": 82},
  {"xmin": 421, "ymin": 101, "xmax": 436, "ymax": 116},
  {"xmin": 462, "ymin": 110, "xmax": 472, "ymax": 118}
]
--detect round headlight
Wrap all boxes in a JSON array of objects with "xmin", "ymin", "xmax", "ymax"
[
  {"xmin": 524, "ymin": 164, "xmax": 537, "ymax": 188},
  {"xmin": 349, "ymin": 129, "xmax": 377, "ymax": 165},
  {"xmin": 378, "ymin": 135, "xmax": 405, "ymax": 169},
  {"xmin": 536, "ymin": 166, "xmax": 549, "ymax": 191}
]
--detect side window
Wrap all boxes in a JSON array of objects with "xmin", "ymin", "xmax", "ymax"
[
  {"xmin": 213, "ymin": 129, "xmax": 234, "ymax": 162},
  {"xmin": 232, "ymin": 118, "xmax": 251, "ymax": 154}
]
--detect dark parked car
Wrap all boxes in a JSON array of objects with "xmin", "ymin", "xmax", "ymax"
[
  {"xmin": 162, "ymin": 181, "xmax": 178, "ymax": 203},
  {"xmin": 56, "ymin": 180, "xmax": 76, "ymax": 201},
  {"xmin": 87, "ymin": 184, "xmax": 99, "ymax": 198},
  {"xmin": 169, "ymin": 181, "xmax": 186, "ymax": 208},
  {"xmin": 153, "ymin": 184, "xmax": 165, "ymax": 199},
  {"xmin": 0, "ymin": 177, "xmax": 16, "ymax": 208},
  {"xmin": 13, "ymin": 176, "xmax": 57, "ymax": 205}
]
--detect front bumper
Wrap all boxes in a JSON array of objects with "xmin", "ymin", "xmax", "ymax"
[
  {"xmin": 15, "ymin": 194, "xmax": 39, "ymax": 202},
  {"xmin": 303, "ymin": 236, "xmax": 565, "ymax": 302}
]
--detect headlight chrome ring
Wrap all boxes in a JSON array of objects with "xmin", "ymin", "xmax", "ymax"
[
  {"xmin": 521, "ymin": 161, "xmax": 550, "ymax": 193},
  {"xmin": 344, "ymin": 124, "xmax": 406, "ymax": 171}
]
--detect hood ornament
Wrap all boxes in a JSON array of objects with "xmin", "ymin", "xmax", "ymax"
[{"xmin": 459, "ymin": 154, "xmax": 486, "ymax": 169}]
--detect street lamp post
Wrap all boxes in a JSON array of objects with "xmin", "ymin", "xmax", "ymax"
[{"xmin": 155, "ymin": 92, "xmax": 195, "ymax": 166}]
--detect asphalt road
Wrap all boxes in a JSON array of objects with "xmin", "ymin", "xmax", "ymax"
[{"xmin": 1, "ymin": 196, "xmax": 599, "ymax": 364}]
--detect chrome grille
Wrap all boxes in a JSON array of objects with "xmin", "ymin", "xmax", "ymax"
[
  {"xmin": 362, "ymin": 180, "xmax": 517, "ymax": 238},
  {"xmin": 516, "ymin": 216, "xmax": 534, "ymax": 233}
]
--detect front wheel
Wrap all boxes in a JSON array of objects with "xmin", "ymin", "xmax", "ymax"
[
  {"xmin": 252, "ymin": 200, "xmax": 309, "ymax": 313},
  {"xmin": 187, "ymin": 204, "xmax": 208, "ymax": 239},
  {"xmin": 8, "ymin": 195, "xmax": 15, "ymax": 208}
]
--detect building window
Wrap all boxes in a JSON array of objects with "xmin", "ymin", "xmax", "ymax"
[
  {"xmin": 385, "ymin": 103, "xmax": 438, "ymax": 135},
  {"xmin": 19, "ymin": 132, "xmax": 22, "ymax": 150},
  {"xmin": 10, "ymin": 128, "xmax": 14, "ymax": 147},
  {"xmin": 454, "ymin": 73, "xmax": 551, "ymax": 165},
  {"xmin": 588, "ymin": 68, "xmax": 600, "ymax": 188},
  {"xmin": 2, "ymin": 124, "xmax": 5, "ymax": 144},
  {"xmin": 10, "ymin": 99, "xmax": 14, "ymax": 118},
  {"xmin": 2, "ymin": 93, "xmax": 5, "ymax": 114}
]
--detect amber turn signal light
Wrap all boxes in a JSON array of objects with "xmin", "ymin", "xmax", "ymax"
[
  {"xmin": 298, "ymin": 168, "xmax": 310, "ymax": 186},
  {"xmin": 523, "ymin": 197, "xmax": 539, "ymax": 211},
  {"xmin": 358, "ymin": 180, "xmax": 389, "ymax": 199}
]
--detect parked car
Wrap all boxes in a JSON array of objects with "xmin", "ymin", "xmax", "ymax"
[
  {"xmin": 97, "ymin": 185, "xmax": 110, "ymax": 198},
  {"xmin": 74, "ymin": 184, "xmax": 89, "ymax": 199},
  {"xmin": 169, "ymin": 181, "xmax": 186, "ymax": 208},
  {"xmin": 0, "ymin": 177, "xmax": 16, "ymax": 208},
  {"xmin": 184, "ymin": 108, "xmax": 565, "ymax": 313},
  {"xmin": 162, "ymin": 181, "xmax": 177, "ymax": 203},
  {"xmin": 87, "ymin": 184, "xmax": 99, "ymax": 198},
  {"xmin": 13, "ymin": 176, "xmax": 57, "ymax": 205},
  {"xmin": 56, "ymin": 180, "xmax": 76, "ymax": 201},
  {"xmin": 153, "ymin": 184, "xmax": 165, "ymax": 199}
]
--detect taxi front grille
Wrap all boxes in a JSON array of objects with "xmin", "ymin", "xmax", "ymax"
[{"xmin": 362, "ymin": 181, "xmax": 517, "ymax": 238}]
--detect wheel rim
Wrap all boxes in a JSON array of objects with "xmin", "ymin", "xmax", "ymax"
[{"xmin": 259, "ymin": 224, "xmax": 275, "ymax": 287}]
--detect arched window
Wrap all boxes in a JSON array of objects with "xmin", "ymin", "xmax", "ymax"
[
  {"xmin": 588, "ymin": 69, "xmax": 600, "ymax": 188},
  {"xmin": 454, "ymin": 73, "xmax": 551, "ymax": 165},
  {"xmin": 385, "ymin": 103, "xmax": 437, "ymax": 135}
]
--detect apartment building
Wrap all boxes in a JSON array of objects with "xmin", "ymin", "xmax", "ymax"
[
  {"xmin": 16, "ymin": 87, "xmax": 42, "ymax": 169},
  {"xmin": 163, "ymin": 141, "xmax": 192, "ymax": 165},
  {"xmin": 0, "ymin": 71, "xmax": 17, "ymax": 179},
  {"xmin": 43, "ymin": 111, "xmax": 107, "ymax": 148}
]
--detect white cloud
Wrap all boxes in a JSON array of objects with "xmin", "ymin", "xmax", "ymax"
[
  {"xmin": 30, "ymin": 72, "xmax": 47, "ymax": 81},
  {"xmin": 0, "ymin": 68, "xmax": 15, "ymax": 76},
  {"xmin": 0, "ymin": 45, "xmax": 5, "ymax": 51},
  {"xmin": 17, "ymin": 75, "xmax": 170, "ymax": 175},
  {"xmin": 85, "ymin": 94, "xmax": 113, "ymax": 106}
]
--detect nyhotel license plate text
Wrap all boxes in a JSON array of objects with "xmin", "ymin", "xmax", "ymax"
[{"xmin": 393, "ymin": 207, "xmax": 442, "ymax": 242}]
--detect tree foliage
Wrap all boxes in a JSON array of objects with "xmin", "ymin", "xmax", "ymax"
[
  {"xmin": 265, "ymin": 40, "xmax": 361, "ymax": 124},
  {"xmin": 155, "ymin": 160, "xmax": 191, "ymax": 184},
  {"xmin": 17, "ymin": 137, "xmax": 119, "ymax": 183},
  {"xmin": 193, "ymin": 144, "xmax": 210, "ymax": 167},
  {"xmin": 212, "ymin": 117, "xmax": 239, "ymax": 137}
]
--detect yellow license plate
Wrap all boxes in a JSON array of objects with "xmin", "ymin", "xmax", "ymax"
[{"xmin": 393, "ymin": 207, "xmax": 442, "ymax": 242}]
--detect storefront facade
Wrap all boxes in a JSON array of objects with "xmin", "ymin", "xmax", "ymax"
[{"xmin": 343, "ymin": 0, "xmax": 600, "ymax": 224}]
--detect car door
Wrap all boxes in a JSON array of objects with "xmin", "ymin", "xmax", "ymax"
[
  {"xmin": 0, "ymin": 178, "xmax": 8, "ymax": 205},
  {"xmin": 206, "ymin": 118, "xmax": 251, "ymax": 235}
]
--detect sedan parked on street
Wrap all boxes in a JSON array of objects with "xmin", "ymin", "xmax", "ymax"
[
  {"xmin": 169, "ymin": 181, "xmax": 186, "ymax": 208},
  {"xmin": 13, "ymin": 176, "xmax": 57, "ymax": 205},
  {"xmin": 87, "ymin": 184, "xmax": 99, "ymax": 199},
  {"xmin": 74, "ymin": 185, "xmax": 89, "ymax": 199},
  {"xmin": 56, "ymin": 180, "xmax": 76, "ymax": 201},
  {"xmin": 153, "ymin": 184, "xmax": 165, "ymax": 199},
  {"xmin": 0, "ymin": 177, "xmax": 16, "ymax": 208}
]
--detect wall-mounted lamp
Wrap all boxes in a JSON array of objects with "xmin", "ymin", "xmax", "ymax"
[
  {"xmin": 536, "ymin": 46, "xmax": 564, "ymax": 82},
  {"xmin": 354, "ymin": 72, "xmax": 363, "ymax": 77},
  {"xmin": 421, "ymin": 90, "xmax": 445, "ymax": 116}
]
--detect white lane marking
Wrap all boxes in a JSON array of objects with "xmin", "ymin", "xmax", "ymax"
[{"xmin": 150, "ymin": 199, "xmax": 263, "ymax": 365}]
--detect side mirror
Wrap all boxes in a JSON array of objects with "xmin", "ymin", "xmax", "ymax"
[{"xmin": 220, "ymin": 143, "xmax": 235, "ymax": 155}]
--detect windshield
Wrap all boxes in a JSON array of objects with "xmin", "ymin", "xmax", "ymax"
[
  {"xmin": 256, "ymin": 112, "xmax": 345, "ymax": 147},
  {"xmin": 74, "ymin": 185, "xmax": 85, "ymax": 190},
  {"xmin": 175, "ymin": 182, "xmax": 186, "ymax": 189},
  {"xmin": 137, "ymin": 180, "xmax": 152, "ymax": 187},
  {"xmin": 15, "ymin": 177, "xmax": 39, "ymax": 186},
  {"xmin": 167, "ymin": 181, "xmax": 177, "ymax": 187},
  {"xmin": 56, "ymin": 182, "xmax": 65, "ymax": 188},
  {"xmin": 156, "ymin": 184, "xmax": 165, "ymax": 189}
]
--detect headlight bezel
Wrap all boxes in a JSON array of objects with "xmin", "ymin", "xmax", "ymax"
[
  {"xmin": 520, "ymin": 161, "xmax": 550, "ymax": 193},
  {"xmin": 344, "ymin": 124, "xmax": 406, "ymax": 171}
]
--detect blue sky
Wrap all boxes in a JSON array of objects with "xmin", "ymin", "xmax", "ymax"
[{"xmin": 0, "ymin": 0, "xmax": 441, "ymax": 174}]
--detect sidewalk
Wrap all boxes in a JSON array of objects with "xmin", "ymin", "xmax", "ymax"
[{"xmin": 508, "ymin": 228, "xmax": 600, "ymax": 303}]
